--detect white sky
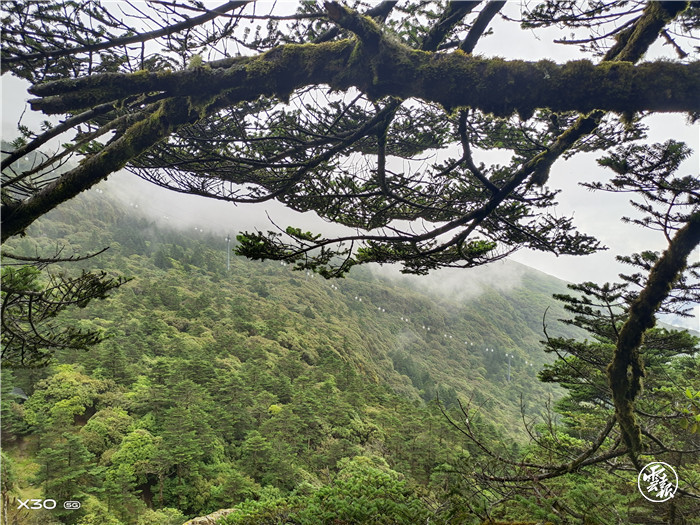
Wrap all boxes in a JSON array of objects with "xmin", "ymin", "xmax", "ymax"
[{"xmin": 2, "ymin": 1, "xmax": 698, "ymax": 327}]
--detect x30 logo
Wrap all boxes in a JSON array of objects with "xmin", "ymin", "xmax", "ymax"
[{"xmin": 17, "ymin": 499, "xmax": 56, "ymax": 510}]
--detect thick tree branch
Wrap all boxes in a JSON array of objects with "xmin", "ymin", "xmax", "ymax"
[
  {"xmin": 605, "ymin": 1, "xmax": 690, "ymax": 62},
  {"xmin": 460, "ymin": 1, "xmax": 507, "ymax": 54},
  {"xmin": 313, "ymin": 1, "xmax": 397, "ymax": 44},
  {"xmin": 1, "ymin": 98, "xmax": 204, "ymax": 241},
  {"xmin": 0, "ymin": 102, "xmax": 114, "ymax": 171},
  {"xmin": 28, "ymin": 40, "xmax": 700, "ymax": 118},
  {"xmin": 422, "ymin": 1, "xmax": 481, "ymax": 52},
  {"xmin": 3, "ymin": 0, "xmax": 694, "ymax": 260},
  {"xmin": 608, "ymin": 210, "xmax": 700, "ymax": 455}
]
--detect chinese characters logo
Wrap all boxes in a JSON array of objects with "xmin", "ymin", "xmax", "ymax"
[{"xmin": 638, "ymin": 462, "xmax": 678, "ymax": 502}]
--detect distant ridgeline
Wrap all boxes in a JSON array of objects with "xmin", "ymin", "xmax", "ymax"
[
  {"xmin": 2, "ymin": 183, "xmax": 584, "ymax": 523},
  {"xmin": 7, "ymin": 182, "xmax": 579, "ymax": 407}
]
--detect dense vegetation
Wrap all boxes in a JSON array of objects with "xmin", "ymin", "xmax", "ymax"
[{"xmin": 2, "ymin": 187, "xmax": 698, "ymax": 524}]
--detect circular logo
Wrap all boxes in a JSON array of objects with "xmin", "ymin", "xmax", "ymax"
[{"xmin": 638, "ymin": 462, "xmax": 678, "ymax": 502}]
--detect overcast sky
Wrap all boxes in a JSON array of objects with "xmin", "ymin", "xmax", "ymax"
[{"xmin": 2, "ymin": 1, "xmax": 698, "ymax": 327}]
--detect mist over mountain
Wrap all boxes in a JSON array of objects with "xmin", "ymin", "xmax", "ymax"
[
  {"xmin": 4, "ymin": 168, "xmax": 699, "ymax": 525},
  {"xmin": 11, "ymin": 184, "xmax": 580, "ymax": 399},
  {"xmin": 0, "ymin": 185, "xmax": 595, "ymax": 524}
]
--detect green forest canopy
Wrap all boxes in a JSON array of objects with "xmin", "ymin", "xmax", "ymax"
[{"xmin": 1, "ymin": 189, "xmax": 698, "ymax": 524}]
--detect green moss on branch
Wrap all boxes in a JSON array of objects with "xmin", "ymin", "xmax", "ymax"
[
  {"xmin": 29, "ymin": 39, "xmax": 699, "ymax": 117},
  {"xmin": 1, "ymin": 98, "xmax": 204, "ymax": 242},
  {"xmin": 608, "ymin": 211, "xmax": 700, "ymax": 455}
]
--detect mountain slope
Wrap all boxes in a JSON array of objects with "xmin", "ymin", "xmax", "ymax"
[
  {"xmin": 2, "ymin": 185, "xmax": 585, "ymax": 524},
  {"xmin": 14, "ymin": 184, "xmax": 579, "ymax": 411}
]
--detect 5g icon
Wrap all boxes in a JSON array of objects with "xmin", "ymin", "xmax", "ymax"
[{"xmin": 64, "ymin": 501, "xmax": 81, "ymax": 510}]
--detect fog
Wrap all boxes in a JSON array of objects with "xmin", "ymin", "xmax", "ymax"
[
  {"xmin": 2, "ymin": 2, "xmax": 697, "ymax": 328},
  {"xmin": 101, "ymin": 170, "xmax": 358, "ymax": 239}
]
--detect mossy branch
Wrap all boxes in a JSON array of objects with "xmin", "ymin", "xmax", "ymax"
[
  {"xmin": 4, "ymin": 0, "xmax": 695, "ymax": 250},
  {"xmin": 28, "ymin": 43, "xmax": 700, "ymax": 118},
  {"xmin": 324, "ymin": 1, "xmax": 383, "ymax": 48},
  {"xmin": 604, "ymin": 1, "xmax": 690, "ymax": 62},
  {"xmin": 607, "ymin": 210, "xmax": 700, "ymax": 455},
  {"xmin": 1, "ymin": 98, "xmax": 204, "ymax": 242}
]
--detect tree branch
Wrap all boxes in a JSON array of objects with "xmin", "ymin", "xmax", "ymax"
[
  {"xmin": 0, "ymin": 102, "xmax": 114, "ymax": 171},
  {"xmin": 422, "ymin": 1, "xmax": 481, "ymax": 52},
  {"xmin": 460, "ymin": 1, "xmax": 507, "ymax": 54},
  {"xmin": 1, "ymin": 98, "xmax": 204, "ymax": 241},
  {"xmin": 1, "ymin": 1, "xmax": 252, "ymax": 67},
  {"xmin": 608, "ymin": 210, "xmax": 700, "ymax": 455},
  {"xmin": 27, "ymin": 41, "xmax": 700, "ymax": 118}
]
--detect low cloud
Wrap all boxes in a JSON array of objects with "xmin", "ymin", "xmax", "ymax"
[{"xmin": 369, "ymin": 259, "xmax": 530, "ymax": 302}]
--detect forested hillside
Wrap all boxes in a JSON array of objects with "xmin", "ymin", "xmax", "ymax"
[{"xmin": 2, "ymin": 187, "xmax": 697, "ymax": 524}]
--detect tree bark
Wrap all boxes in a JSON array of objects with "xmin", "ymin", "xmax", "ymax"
[
  {"xmin": 608, "ymin": 210, "xmax": 700, "ymax": 455},
  {"xmin": 1, "ymin": 98, "xmax": 203, "ymax": 242},
  {"xmin": 29, "ymin": 41, "xmax": 699, "ymax": 118}
]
